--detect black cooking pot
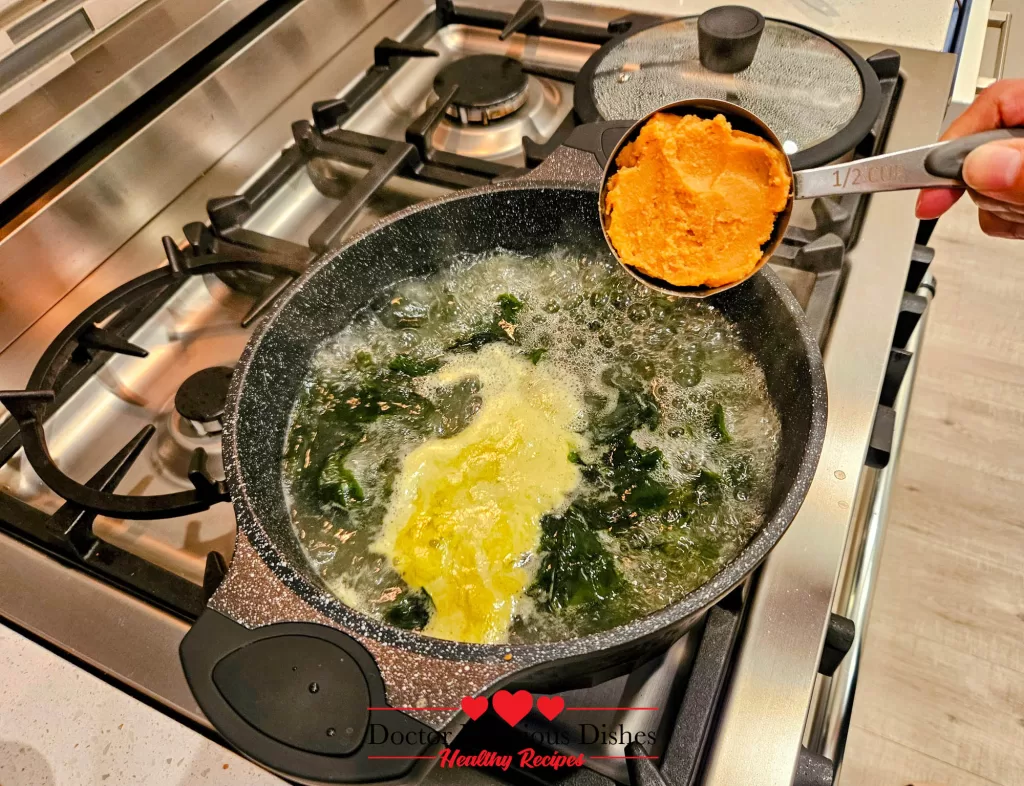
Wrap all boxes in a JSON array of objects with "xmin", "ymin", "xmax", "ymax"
[{"xmin": 179, "ymin": 125, "xmax": 827, "ymax": 785}]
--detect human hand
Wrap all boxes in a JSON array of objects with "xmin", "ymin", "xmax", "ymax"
[{"xmin": 916, "ymin": 79, "xmax": 1024, "ymax": 238}]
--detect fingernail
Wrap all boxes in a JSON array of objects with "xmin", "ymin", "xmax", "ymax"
[
  {"xmin": 914, "ymin": 192, "xmax": 938, "ymax": 220},
  {"xmin": 963, "ymin": 144, "xmax": 1023, "ymax": 191},
  {"xmin": 914, "ymin": 193, "xmax": 927, "ymax": 218}
]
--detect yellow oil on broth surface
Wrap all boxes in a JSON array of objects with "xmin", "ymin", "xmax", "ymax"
[{"xmin": 375, "ymin": 346, "xmax": 583, "ymax": 644}]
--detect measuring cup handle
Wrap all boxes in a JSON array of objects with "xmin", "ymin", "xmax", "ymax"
[{"xmin": 923, "ymin": 128, "xmax": 1024, "ymax": 180}]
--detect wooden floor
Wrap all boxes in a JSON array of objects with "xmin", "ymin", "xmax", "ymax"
[{"xmin": 839, "ymin": 198, "xmax": 1024, "ymax": 786}]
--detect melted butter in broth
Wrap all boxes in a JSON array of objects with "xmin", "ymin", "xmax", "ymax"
[
  {"xmin": 375, "ymin": 346, "xmax": 585, "ymax": 644},
  {"xmin": 283, "ymin": 249, "xmax": 781, "ymax": 645}
]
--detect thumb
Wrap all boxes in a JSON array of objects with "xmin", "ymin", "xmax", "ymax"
[{"xmin": 962, "ymin": 139, "xmax": 1024, "ymax": 201}]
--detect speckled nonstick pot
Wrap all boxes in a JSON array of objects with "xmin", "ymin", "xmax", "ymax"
[{"xmin": 179, "ymin": 124, "xmax": 827, "ymax": 785}]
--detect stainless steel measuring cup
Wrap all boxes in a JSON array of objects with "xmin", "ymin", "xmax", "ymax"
[{"xmin": 600, "ymin": 99, "xmax": 1024, "ymax": 297}]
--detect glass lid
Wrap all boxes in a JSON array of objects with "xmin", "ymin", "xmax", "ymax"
[{"xmin": 587, "ymin": 17, "xmax": 866, "ymax": 155}]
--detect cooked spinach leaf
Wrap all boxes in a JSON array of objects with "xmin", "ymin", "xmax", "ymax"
[
  {"xmin": 319, "ymin": 451, "xmax": 364, "ymax": 509},
  {"xmin": 449, "ymin": 293, "xmax": 526, "ymax": 352},
  {"xmin": 354, "ymin": 351, "xmax": 375, "ymax": 372},
  {"xmin": 594, "ymin": 368, "xmax": 660, "ymax": 443},
  {"xmin": 709, "ymin": 402, "xmax": 731, "ymax": 443},
  {"xmin": 385, "ymin": 589, "xmax": 433, "ymax": 630},
  {"xmin": 449, "ymin": 331, "xmax": 501, "ymax": 353},
  {"xmin": 429, "ymin": 377, "xmax": 483, "ymax": 437},
  {"xmin": 693, "ymin": 468, "xmax": 724, "ymax": 505},
  {"xmin": 388, "ymin": 354, "xmax": 442, "ymax": 377},
  {"xmin": 535, "ymin": 504, "xmax": 620, "ymax": 611},
  {"xmin": 285, "ymin": 356, "xmax": 441, "ymax": 516},
  {"xmin": 601, "ymin": 440, "xmax": 669, "ymax": 511},
  {"xmin": 497, "ymin": 293, "xmax": 524, "ymax": 322}
]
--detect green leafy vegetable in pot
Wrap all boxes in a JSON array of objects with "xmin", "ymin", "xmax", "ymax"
[
  {"xmin": 318, "ymin": 452, "xmax": 364, "ymax": 509},
  {"xmin": 449, "ymin": 293, "xmax": 527, "ymax": 352},
  {"xmin": 384, "ymin": 589, "xmax": 434, "ymax": 630},
  {"xmin": 282, "ymin": 250, "xmax": 781, "ymax": 646},
  {"xmin": 388, "ymin": 354, "xmax": 442, "ymax": 377},
  {"xmin": 710, "ymin": 402, "xmax": 732, "ymax": 442},
  {"xmin": 534, "ymin": 504, "xmax": 621, "ymax": 611}
]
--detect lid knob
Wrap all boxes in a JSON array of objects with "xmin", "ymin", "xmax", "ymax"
[{"xmin": 697, "ymin": 6, "xmax": 765, "ymax": 73}]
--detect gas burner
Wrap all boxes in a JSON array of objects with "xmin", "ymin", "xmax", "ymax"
[
  {"xmin": 174, "ymin": 366, "xmax": 232, "ymax": 437},
  {"xmin": 155, "ymin": 365, "xmax": 233, "ymax": 486},
  {"xmin": 155, "ymin": 366, "xmax": 232, "ymax": 493},
  {"xmin": 433, "ymin": 54, "xmax": 529, "ymax": 124},
  {"xmin": 428, "ymin": 67, "xmax": 570, "ymax": 162}
]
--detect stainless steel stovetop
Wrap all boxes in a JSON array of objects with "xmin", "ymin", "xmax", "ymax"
[{"xmin": 0, "ymin": 2, "xmax": 955, "ymax": 785}]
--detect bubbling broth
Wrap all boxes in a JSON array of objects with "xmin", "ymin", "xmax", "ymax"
[{"xmin": 282, "ymin": 249, "xmax": 781, "ymax": 645}]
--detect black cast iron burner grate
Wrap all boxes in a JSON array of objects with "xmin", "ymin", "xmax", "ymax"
[
  {"xmin": 0, "ymin": 244, "xmax": 306, "ymax": 520},
  {"xmin": 0, "ymin": 243, "xmax": 305, "ymax": 617}
]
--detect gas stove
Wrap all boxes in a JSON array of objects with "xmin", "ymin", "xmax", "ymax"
[{"xmin": 0, "ymin": 2, "xmax": 954, "ymax": 785}]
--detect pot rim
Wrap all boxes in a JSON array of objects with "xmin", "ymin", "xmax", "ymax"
[{"xmin": 222, "ymin": 177, "xmax": 828, "ymax": 667}]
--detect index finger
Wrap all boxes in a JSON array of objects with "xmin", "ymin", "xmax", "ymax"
[
  {"xmin": 917, "ymin": 80, "xmax": 1024, "ymax": 219},
  {"xmin": 942, "ymin": 79, "xmax": 1024, "ymax": 140}
]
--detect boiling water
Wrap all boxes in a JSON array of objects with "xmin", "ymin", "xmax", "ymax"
[{"xmin": 282, "ymin": 249, "xmax": 780, "ymax": 644}]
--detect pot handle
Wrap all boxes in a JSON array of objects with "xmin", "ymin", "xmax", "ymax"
[
  {"xmin": 180, "ymin": 609, "xmax": 441, "ymax": 783},
  {"xmin": 524, "ymin": 120, "xmax": 635, "ymax": 185}
]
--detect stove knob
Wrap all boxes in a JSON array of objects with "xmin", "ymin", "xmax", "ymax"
[
  {"xmin": 906, "ymin": 243, "xmax": 934, "ymax": 292},
  {"xmin": 893, "ymin": 291, "xmax": 928, "ymax": 349},
  {"xmin": 697, "ymin": 6, "xmax": 765, "ymax": 73},
  {"xmin": 174, "ymin": 366, "xmax": 233, "ymax": 437},
  {"xmin": 818, "ymin": 613, "xmax": 855, "ymax": 676},
  {"xmin": 866, "ymin": 405, "xmax": 895, "ymax": 469}
]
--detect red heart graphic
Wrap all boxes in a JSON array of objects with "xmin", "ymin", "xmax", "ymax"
[
  {"xmin": 536, "ymin": 695, "xmax": 565, "ymax": 721},
  {"xmin": 461, "ymin": 695, "xmax": 488, "ymax": 721},
  {"xmin": 492, "ymin": 689, "xmax": 533, "ymax": 727}
]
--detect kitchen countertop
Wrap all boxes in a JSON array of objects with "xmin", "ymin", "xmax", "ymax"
[
  {"xmin": 574, "ymin": 0, "xmax": 956, "ymax": 52},
  {"xmin": 0, "ymin": 622, "xmax": 283, "ymax": 786}
]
